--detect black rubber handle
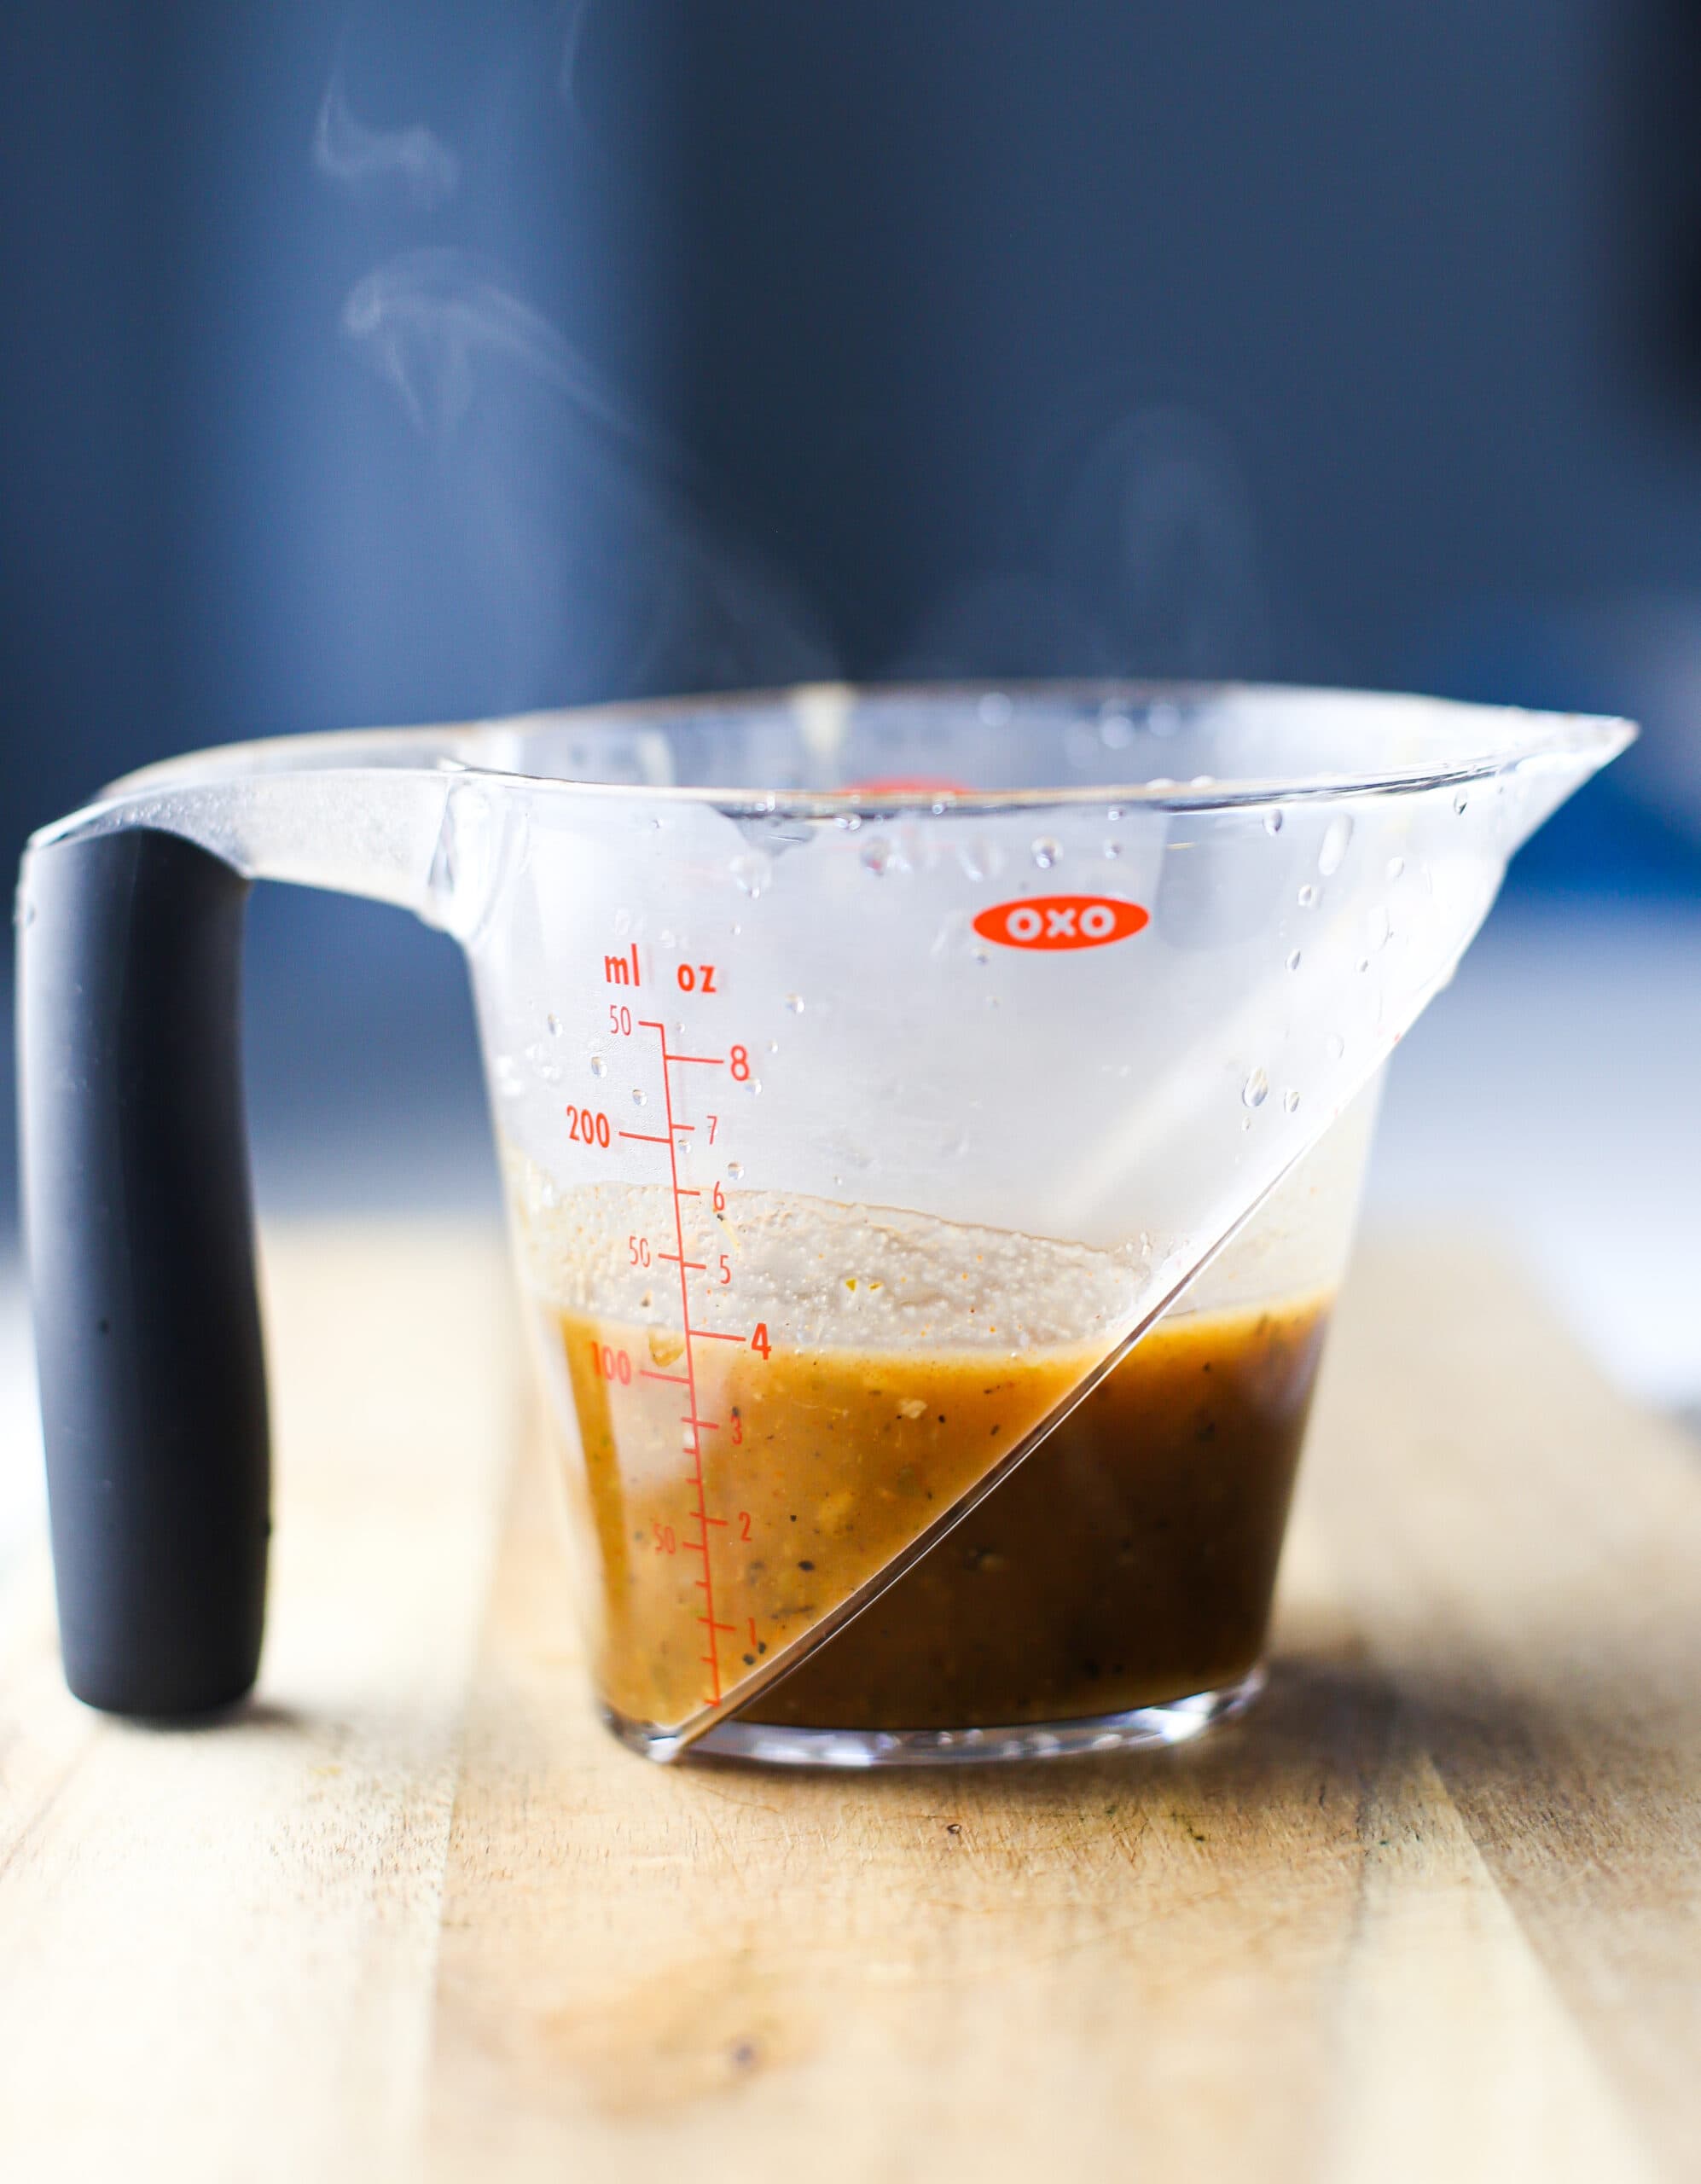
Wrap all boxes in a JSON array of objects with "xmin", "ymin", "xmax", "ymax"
[{"xmin": 17, "ymin": 827, "xmax": 269, "ymax": 1716}]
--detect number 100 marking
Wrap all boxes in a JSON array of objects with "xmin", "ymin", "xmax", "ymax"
[{"xmin": 589, "ymin": 1341, "xmax": 632, "ymax": 1384}]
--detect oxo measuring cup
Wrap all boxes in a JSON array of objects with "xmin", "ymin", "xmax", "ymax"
[{"xmin": 17, "ymin": 682, "xmax": 1630, "ymax": 1763}]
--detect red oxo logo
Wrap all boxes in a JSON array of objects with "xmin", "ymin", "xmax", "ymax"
[{"xmin": 972, "ymin": 894, "xmax": 1150, "ymax": 952}]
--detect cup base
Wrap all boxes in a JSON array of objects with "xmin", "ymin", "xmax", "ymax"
[{"xmin": 606, "ymin": 1663, "xmax": 1265, "ymax": 1768}]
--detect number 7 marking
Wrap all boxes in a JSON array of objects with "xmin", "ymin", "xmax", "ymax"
[{"xmin": 707, "ymin": 1113, "xmax": 719, "ymax": 1144}]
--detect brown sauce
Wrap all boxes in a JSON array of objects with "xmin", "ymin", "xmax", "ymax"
[
  {"xmin": 552, "ymin": 1295, "xmax": 1328, "ymax": 1736},
  {"xmin": 746, "ymin": 1297, "xmax": 1328, "ymax": 1730}
]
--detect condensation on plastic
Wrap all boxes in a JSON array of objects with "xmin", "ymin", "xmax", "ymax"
[{"xmin": 33, "ymin": 682, "xmax": 1630, "ymax": 1750}]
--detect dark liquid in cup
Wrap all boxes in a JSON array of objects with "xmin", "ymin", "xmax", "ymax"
[
  {"xmin": 554, "ymin": 1293, "xmax": 1329, "ymax": 1734},
  {"xmin": 740, "ymin": 1296, "xmax": 1329, "ymax": 1731}
]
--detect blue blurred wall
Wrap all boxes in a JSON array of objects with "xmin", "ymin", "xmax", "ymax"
[
  {"xmin": 3, "ymin": 2, "xmax": 1700, "ymax": 1223},
  {"xmin": 6, "ymin": 3, "xmax": 1701, "ymax": 864}
]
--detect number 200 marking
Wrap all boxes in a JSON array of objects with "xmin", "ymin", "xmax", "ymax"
[{"xmin": 567, "ymin": 1106, "xmax": 612, "ymax": 1147}]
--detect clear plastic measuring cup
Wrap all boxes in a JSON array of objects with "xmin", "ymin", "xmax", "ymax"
[{"xmin": 17, "ymin": 682, "xmax": 1630, "ymax": 1763}]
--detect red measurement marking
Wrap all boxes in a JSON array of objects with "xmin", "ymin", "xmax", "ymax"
[
  {"xmin": 637, "ymin": 1020, "xmax": 726, "ymax": 1074},
  {"xmin": 649, "ymin": 1022, "xmax": 726, "ymax": 1709},
  {"xmin": 845, "ymin": 775, "xmax": 972, "ymax": 797},
  {"xmin": 640, "ymin": 1369, "xmax": 689, "ymax": 1386},
  {"xmin": 681, "ymin": 1415, "xmax": 720, "ymax": 1432},
  {"xmin": 687, "ymin": 1325, "xmax": 746, "ymax": 1344},
  {"xmin": 618, "ymin": 1130, "xmax": 671, "ymax": 1146}
]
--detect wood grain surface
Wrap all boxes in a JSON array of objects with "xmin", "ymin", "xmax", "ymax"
[{"xmin": 1, "ymin": 1221, "xmax": 1697, "ymax": 2183}]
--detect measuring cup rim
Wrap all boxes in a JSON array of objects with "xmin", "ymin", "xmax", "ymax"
[{"xmin": 52, "ymin": 677, "xmax": 1635, "ymax": 844}]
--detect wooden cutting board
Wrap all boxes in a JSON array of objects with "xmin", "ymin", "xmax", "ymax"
[{"xmin": 1, "ymin": 1221, "xmax": 1698, "ymax": 2184}]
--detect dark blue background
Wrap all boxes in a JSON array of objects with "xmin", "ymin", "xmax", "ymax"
[
  {"xmin": 3, "ymin": 2, "xmax": 1699, "ymax": 1220},
  {"xmin": 7, "ymin": 3, "xmax": 1701, "ymax": 871}
]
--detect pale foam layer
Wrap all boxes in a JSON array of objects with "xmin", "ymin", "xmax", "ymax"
[{"xmin": 502, "ymin": 1144, "xmax": 1145, "ymax": 1354}]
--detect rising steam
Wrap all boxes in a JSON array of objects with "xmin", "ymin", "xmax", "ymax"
[
  {"xmin": 558, "ymin": 0, "xmax": 595, "ymax": 128},
  {"xmin": 1059, "ymin": 406, "xmax": 1267, "ymax": 677},
  {"xmin": 342, "ymin": 248, "xmax": 644, "ymax": 445},
  {"xmin": 318, "ymin": 30, "xmax": 1271, "ymax": 702},
  {"xmin": 893, "ymin": 406, "xmax": 1271, "ymax": 682},
  {"xmin": 341, "ymin": 246, "xmax": 833, "ymax": 699},
  {"xmin": 313, "ymin": 61, "xmax": 461, "ymax": 210}
]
